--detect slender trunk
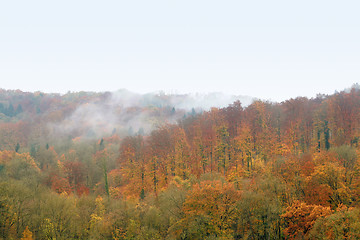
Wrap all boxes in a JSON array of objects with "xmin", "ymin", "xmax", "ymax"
[
  {"xmin": 104, "ymin": 166, "xmax": 109, "ymax": 197},
  {"xmin": 210, "ymin": 148, "xmax": 213, "ymax": 173}
]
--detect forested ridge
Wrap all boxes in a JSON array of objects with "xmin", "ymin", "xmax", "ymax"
[{"xmin": 1, "ymin": 86, "xmax": 360, "ymax": 239}]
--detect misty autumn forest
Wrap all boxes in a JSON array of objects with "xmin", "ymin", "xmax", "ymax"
[{"xmin": 2, "ymin": 86, "xmax": 360, "ymax": 240}]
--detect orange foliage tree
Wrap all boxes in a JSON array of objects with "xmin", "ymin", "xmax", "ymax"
[{"xmin": 281, "ymin": 200, "xmax": 332, "ymax": 239}]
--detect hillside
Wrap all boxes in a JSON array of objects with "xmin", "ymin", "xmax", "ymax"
[
  {"xmin": 1, "ymin": 86, "xmax": 360, "ymax": 239},
  {"xmin": 0, "ymin": 89, "xmax": 252, "ymax": 151}
]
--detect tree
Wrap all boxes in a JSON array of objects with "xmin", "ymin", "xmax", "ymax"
[
  {"xmin": 5, "ymin": 152, "xmax": 40, "ymax": 183},
  {"xmin": 281, "ymin": 201, "xmax": 332, "ymax": 239},
  {"xmin": 16, "ymin": 104, "xmax": 23, "ymax": 115},
  {"xmin": 94, "ymin": 149, "xmax": 110, "ymax": 197},
  {"xmin": 307, "ymin": 162, "xmax": 351, "ymax": 207},
  {"xmin": 0, "ymin": 181, "xmax": 35, "ymax": 239},
  {"xmin": 21, "ymin": 226, "xmax": 34, "ymax": 240},
  {"xmin": 99, "ymin": 138, "xmax": 104, "ymax": 151},
  {"xmin": 15, "ymin": 143, "xmax": 20, "ymax": 153},
  {"xmin": 173, "ymin": 127, "xmax": 190, "ymax": 180},
  {"xmin": 309, "ymin": 206, "xmax": 360, "ymax": 239},
  {"xmin": 38, "ymin": 192, "xmax": 78, "ymax": 239},
  {"xmin": 327, "ymin": 89, "xmax": 360, "ymax": 146},
  {"xmin": 222, "ymin": 100, "xmax": 243, "ymax": 137},
  {"xmin": 0, "ymin": 103, "xmax": 4, "ymax": 114},
  {"xmin": 174, "ymin": 179, "xmax": 240, "ymax": 239},
  {"xmin": 118, "ymin": 135, "xmax": 146, "ymax": 197},
  {"xmin": 235, "ymin": 123, "xmax": 254, "ymax": 173},
  {"xmin": 215, "ymin": 125, "xmax": 230, "ymax": 176},
  {"xmin": 7, "ymin": 103, "xmax": 15, "ymax": 117},
  {"xmin": 331, "ymin": 145, "xmax": 358, "ymax": 186},
  {"xmin": 236, "ymin": 177, "xmax": 285, "ymax": 239},
  {"xmin": 62, "ymin": 160, "xmax": 87, "ymax": 195}
]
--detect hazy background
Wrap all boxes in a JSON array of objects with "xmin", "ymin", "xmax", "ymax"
[{"xmin": 1, "ymin": 0, "xmax": 359, "ymax": 102}]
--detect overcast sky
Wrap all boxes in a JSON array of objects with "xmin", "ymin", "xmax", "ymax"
[{"xmin": 0, "ymin": 1, "xmax": 359, "ymax": 102}]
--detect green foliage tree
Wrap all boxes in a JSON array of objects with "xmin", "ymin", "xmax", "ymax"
[
  {"xmin": 236, "ymin": 177, "xmax": 286, "ymax": 239},
  {"xmin": 309, "ymin": 206, "xmax": 360, "ymax": 239},
  {"xmin": 174, "ymin": 179, "xmax": 240, "ymax": 239}
]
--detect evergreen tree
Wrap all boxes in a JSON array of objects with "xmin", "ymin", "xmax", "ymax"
[
  {"xmin": 140, "ymin": 188, "xmax": 145, "ymax": 200},
  {"xmin": 0, "ymin": 103, "xmax": 4, "ymax": 114},
  {"xmin": 15, "ymin": 104, "xmax": 23, "ymax": 115},
  {"xmin": 15, "ymin": 143, "xmax": 20, "ymax": 153},
  {"xmin": 99, "ymin": 138, "xmax": 104, "ymax": 151},
  {"xmin": 7, "ymin": 103, "xmax": 14, "ymax": 117},
  {"xmin": 30, "ymin": 145, "xmax": 37, "ymax": 158}
]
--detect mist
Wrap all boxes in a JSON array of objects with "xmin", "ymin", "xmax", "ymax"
[{"xmin": 48, "ymin": 90, "xmax": 254, "ymax": 140}]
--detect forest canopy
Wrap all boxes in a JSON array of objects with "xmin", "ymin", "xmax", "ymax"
[{"xmin": 1, "ymin": 86, "xmax": 360, "ymax": 239}]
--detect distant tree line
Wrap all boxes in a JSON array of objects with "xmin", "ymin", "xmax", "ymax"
[{"xmin": 0, "ymin": 103, "xmax": 23, "ymax": 117}]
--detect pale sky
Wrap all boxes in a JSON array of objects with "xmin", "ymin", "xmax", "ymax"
[{"xmin": 0, "ymin": 1, "xmax": 359, "ymax": 102}]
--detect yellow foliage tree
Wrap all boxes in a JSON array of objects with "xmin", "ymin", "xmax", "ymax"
[{"xmin": 21, "ymin": 226, "xmax": 34, "ymax": 240}]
